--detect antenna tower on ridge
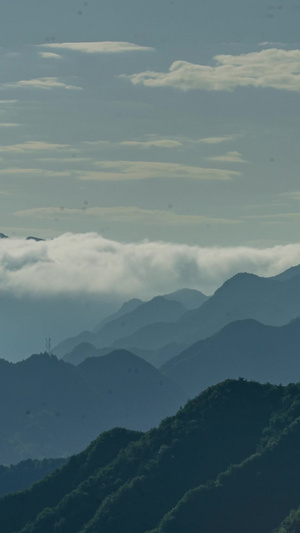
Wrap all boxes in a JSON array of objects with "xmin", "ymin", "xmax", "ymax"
[{"xmin": 45, "ymin": 337, "xmax": 52, "ymax": 355}]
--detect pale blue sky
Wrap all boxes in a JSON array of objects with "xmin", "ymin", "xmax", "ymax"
[{"xmin": 1, "ymin": 0, "xmax": 300, "ymax": 246}]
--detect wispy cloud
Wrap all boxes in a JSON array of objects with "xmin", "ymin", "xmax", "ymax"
[
  {"xmin": 123, "ymin": 48, "xmax": 300, "ymax": 92},
  {"xmin": 5, "ymin": 77, "xmax": 82, "ymax": 91},
  {"xmin": 81, "ymin": 160, "xmax": 240, "ymax": 181},
  {"xmin": 15, "ymin": 205, "xmax": 238, "ymax": 227},
  {"xmin": 208, "ymin": 151, "xmax": 247, "ymax": 163},
  {"xmin": 246, "ymin": 213, "xmax": 300, "ymax": 223},
  {"xmin": 82, "ymin": 134, "xmax": 241, "ymax": 149},
  {"xmin": 0, "ymin": 168, "xmax": 69, "ymax": 177},
  {"xmin": 83, "ymin": 138, "xmax": 182, "ymax": 149},
  {"xmin": 258, "ymin": 42, "xmax": 286, "ymax": 47},
  {"xmin": 279, "ymin": 191, "xmax": 300, "ymax": 200},
  {"xmin": 0, "ymin": 123, "xmax": 20, "ymax": 128},
  {"xmin": 0, "ymin": 100, "xmax": 18, "ymax": 105},
  {"xmin": 1, "ymin": 233, "xmax": 300, "ymax": 298},
  {"xmin": 120, "ymin": 139, "xmax": 182, "ymax": 149},
  {"xmin": 0, "ymin": 141, "xmax": 70, "ymax": 153},
  {"xmin": 39, "ymin": 41, "xmax": 154, "ymax": 54},
  {"xmin": 199, "ymin": 135, "xmax": 240, "ymax": 144},
  {"xmin": 38, "ymin": 52, "xmax": 62, "ymax": 59}
]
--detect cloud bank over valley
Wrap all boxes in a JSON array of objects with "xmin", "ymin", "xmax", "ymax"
[{"xmin": 1, "ymin": 233, "xmax": 300, "ymax": 299}]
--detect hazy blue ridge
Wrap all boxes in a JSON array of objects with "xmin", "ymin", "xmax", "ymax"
[
  {"xmin": 112, "ymin": 270, "xmax": 300, "ymax": 356},
  {"xmin": 0, "ymin": 351, "xmax": 186, "ymax": 464},
  {"xmin": 161, "ymin": 317, "xmax": 300, "ymax": 397},
  {"xmin": 0, "ymin": 457, "xmax": 67, "ymax": 498}
]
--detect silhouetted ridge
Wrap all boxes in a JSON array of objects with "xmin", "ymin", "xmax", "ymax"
[
  {"xmin": 0, "ymin": 351, "xmax": 186, "ymax": 464},
  {"xmin": 161, "ymin": 316, "xmax": 300, "ymax": 397},
  {"xmin": 272, "ymin": 264, "xmax": 300, "ymax": 281}
]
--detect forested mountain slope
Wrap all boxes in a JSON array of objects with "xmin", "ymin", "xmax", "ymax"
[{"xmin": 3, "ymin": 380, "xmax": 300, "ymax": 532}]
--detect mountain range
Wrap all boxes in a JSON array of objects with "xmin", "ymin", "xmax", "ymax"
[
  {"xmin": 2, "ymin": 379, "xmax": 300, "ymax": 532},
  {"xmin": 114, "ymin": 270, "xmax": 300, "ymax": 354},
  {"xmin": 161, "ymin": 316, "xmax": 300, "ymax": 397},
  {"xmin": 0, "ymin": 457, "xmax": 67, "ymax": 498},
  {"xmin": 53, "ymin": 267, "xmax": 300, "ymax": 374},
  {"xmin": 0, "ymin": 350, "xmax": 186, "ymax": 464},
  {"xmin": 53, "ymin": 289, "xmax": 208, "ymax": 363}
]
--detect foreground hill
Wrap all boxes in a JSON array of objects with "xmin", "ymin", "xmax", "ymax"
[
  {"xmin": 3, "ymin": 380, "xmax": 300, "ymax": 532},
  {"xmin": 0, "ymin": 351, "xmax": 186, "ymax": 464},
  {"xmin": 161, "ymin": 317, "xmax": 300, "ymax": 397}
]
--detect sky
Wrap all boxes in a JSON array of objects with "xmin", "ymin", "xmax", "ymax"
[
  {"xmin": 1, "ymin": 0, "xmax": 300, "ymax": 248},
  {"xmin": 1, "ymin": 1, "xmax": 300, "ymax": 360}
]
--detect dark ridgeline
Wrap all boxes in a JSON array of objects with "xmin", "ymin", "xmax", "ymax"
[
  {"xmin": 0, "ymin": 350, "xmax": 187, "ymax": 465},
  {"xmin": 0, "ymin": 457, "xmax": 67, "ymax": 498},
  {"xmin": 2, "ymin": 379, "xmax": 300, "ymax": 532},
  {"xmin": 113, "ymin": 271, "xmax": 300, "ymax": 353},
  {"xmin": 161, "ymin": 316, "xmax": 300, "ymax": 397},
  {"xmin": 55, "ymin": 267, "xmax": 300, "ymax": 372}
]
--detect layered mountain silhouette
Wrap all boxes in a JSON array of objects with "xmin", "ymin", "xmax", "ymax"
[
  {"xmin": 3, "ymin": 379, "xmax": 300, "ymax": 532},
  {"xmin": 161, "ymin": 317, "xmax": 300, "ymax": 397},
  {"xmin": 54, "ymin": 289, "xmax": 208, "ymax": 361},
  {"xmin": 0, "ymin": 351, "xmax": 186, "ymax": 464},
  {"xmin": 0, "ymin": 457, "xmax": 67, "ymax": 498},
  {"xmin": 53, "ymin": 267, "xmax": 300, "ymax": 373},
  {"xmin": 112, "ymin": 271, "xmax": 300, "ymax": 355}
]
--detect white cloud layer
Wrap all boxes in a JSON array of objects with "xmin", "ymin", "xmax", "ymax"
[
  {"xmin": 40, "ymin": 41, "xmax": 154, "ymax": 54},
  {"xmin": 1, "ymin": 233, "xmax": 300, "ymax": 298},
  {"xmin": 124, "ymin": 48, "xmax": 300, "ymax": 92}
]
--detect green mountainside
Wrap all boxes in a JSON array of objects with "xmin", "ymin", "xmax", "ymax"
[{"xmin": 3, "ymin": 379, "xmax": 300, "ymax": 532}]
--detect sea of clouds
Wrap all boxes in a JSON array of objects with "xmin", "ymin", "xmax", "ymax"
[{"xmin": 1, "ymin": 232, "xmax": 300, "ymax": 298}]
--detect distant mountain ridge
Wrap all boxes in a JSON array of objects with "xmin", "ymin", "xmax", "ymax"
[
  {"xmin": 114, "ymin": 270, "xmax": 300, "ymax": 355},
  {"xmin": 0, "ymin": 457, "xmax": 67, "ymax": 498},
  {"xmin": 0, "ymin": 233, "xmax": 43, "ymax": 241},
  {"xmin": 53, "ymin": 289, "xmax": 208, "ymax": 361},
  {"xmin": 0, "ymin": 350, "xmax": 186, "ymax": 464},
  {"xmin": 161, "ymin": 316, "xmax": 300, "ymax": 397}
]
